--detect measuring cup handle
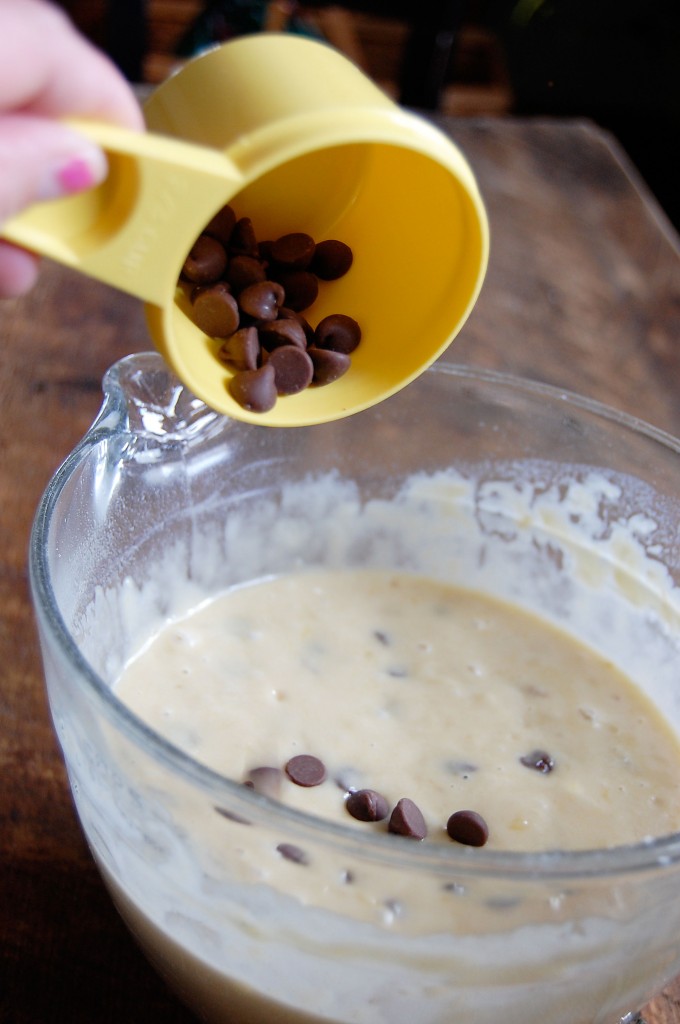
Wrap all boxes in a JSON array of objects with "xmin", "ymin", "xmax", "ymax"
[{"xmin": 0, "ymin": 120, "xmax": 243, "ymax": 307}]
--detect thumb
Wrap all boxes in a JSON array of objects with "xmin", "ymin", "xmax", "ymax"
[{"xmin": 0, "ymin": 114, "xmax": 108, "ymax": 225}]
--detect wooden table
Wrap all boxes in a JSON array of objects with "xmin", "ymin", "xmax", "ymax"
[{"xmin": 1, "ymin": 117, "xmax": 679, "ymax": 1023}]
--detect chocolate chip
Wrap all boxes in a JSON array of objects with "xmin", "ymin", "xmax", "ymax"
[
  {"xmin": 346, "ymin": 788, "xmax": 390, "ymax": 822},
  {"xmin": 520, "ymin": 750, "xmax": 555, "ymax": 774},
  {"xmin": 388, "ymin": 798, "xmax": 427, "ymax": 840},
  {"xmin": 285, "ymin": 754, "xmax": 327, "ymax": 787},
  {"xmin": 182, "ymin": 235, "xmax": 228, "ymax": 284},
  {"xmin": 311, "ymin": 239, "xmax": 353, "ymax": 280},
  {"xmin": 189, "ymin": 282, "xmax": 214, "ymax": 303},
  {"xmin": 373, "ymin": 630, "xmax": 391, "ymax": 646},
  {"xmin": 446, "ymin": 809, "xmax": 489, "ymax": 847},
  {"xmin": 244, "ymin": 766, "xmax": 283, "ymax": 799},
  {"xmin": 258, "ymin": 318, "xmax": 307, "ymax": 351},
  {"xmin": 203, "ymin": 204, "xmax": 236, "ymax": 246},
  {"xmin": 217, "ymin": 326, "xmax": 260, "ymax": 371},
  {"xmin": 228, "ymin": 363, "xmax": 277, "ymax": 412},
  {"xmin": 271, "ymin": 232, "xmax": 316, "ymax": 270},
  {"xmin": 276, "ymin": 842, "xmax": 309, "ymax": 865},
  {"xmin": 227, "ymin": 255, "xmax": 267, "ymax": 293},
  {"xmin": 214, "ymin": 806, "xmax": 251, "ymax": 826},
  {"xmin": 273, "ymin": 269, "xmax": 318, "ymax": 312},
  {"xmin": 278, "ymin": 307, "xmax": 315, "ymax": 346},
  {"xmin": 268, "ymin": 345, "xmax": 314, "ymax": 395},
  {"xmin": 229, "ymin": 216, "xmax": 259, "ymax": 257},
  {"xmin": 191, "ymin": 283, "xmax": 240, "ymax": 337},
  {"xmin": 315, "ymin": 313, "xmax": 361, "ymax": 354},
  {"xmin": 178, "ymin": 213, "xmax": 360, "ymax": 411},
  {"xmin": 258, "ymin": 239, "xmax": 274, "ymax": 262},
  {"xmin": 308, "ymin": 347, "xmax": 351, "ymax": 386},
  {"xmin": 239, "ymin": 280, "xmax": 285, "ymax": 320}
]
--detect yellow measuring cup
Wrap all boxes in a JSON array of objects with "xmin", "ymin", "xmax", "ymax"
[{"xmin": 2, "ymin": 33, "xmax": 489, "ymax": 427}]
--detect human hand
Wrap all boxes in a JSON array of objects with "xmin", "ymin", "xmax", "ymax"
[{"xmin": 0, "ymin": 0, "xmax": 144, "ymax": 298}]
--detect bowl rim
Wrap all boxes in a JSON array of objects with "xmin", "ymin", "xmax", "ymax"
[{"xmin": 29, "ymin": 358, "xmax": 680, "ymax": 883}]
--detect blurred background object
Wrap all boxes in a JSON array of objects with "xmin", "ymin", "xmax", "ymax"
[
  {"xmin": 55, "ymin": 1, "xmax": 679, "ymax": 229},
  {"xmin": 487, "ymin": 0, "xmax": 680, "ymax": 231}
]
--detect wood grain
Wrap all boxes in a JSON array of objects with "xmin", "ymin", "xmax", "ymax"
[{"xmin": 1, "ymin": 116, "xmax": 679, "ymax": 1023}]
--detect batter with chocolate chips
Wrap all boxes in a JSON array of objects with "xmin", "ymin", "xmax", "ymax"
[{"xmin": 115, "ymin": 568, "xmax": 680, "ymax": 852}]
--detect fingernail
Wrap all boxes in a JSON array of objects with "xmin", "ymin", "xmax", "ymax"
[{"xmin": 39, "ymin": 146, "xmax": 108, "ymax": 201}]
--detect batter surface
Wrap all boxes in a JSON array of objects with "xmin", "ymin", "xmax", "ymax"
[{"xmin": 116, "ymin": 568, "xmax": 680, "ymax": 851}]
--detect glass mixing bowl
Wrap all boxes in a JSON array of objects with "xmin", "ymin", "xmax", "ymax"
[{"xmin": 30, "ymin": 355, "xmax": 680, "ymax": 1024}]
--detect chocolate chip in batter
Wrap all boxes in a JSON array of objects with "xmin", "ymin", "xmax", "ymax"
[
  {"xmin": 373, "ymin": 630, "xmax": 391, "ymax": 646},
  {"xmin": 519, "ymin": 749, "xmax": 555, "ymax": 774},
  {"xmin": 346, "ymin": 788, "xmax": 390, "ymax": 823},
  {"xmin": 276, "ymin": 842, "xmax": 309, "ymax": 865},
  {"xmin": 285, "ymin": 754, "xmax": 327, "ymax": 787},
  {"xmin": 446, "ymin": 809, "xmax": 489, "ymax": 847},
  {"xmin": 388, "ymin": 798, "xmax": 427, "ymax": 840},
  {"xmin": 214, "ymin": 805, "xmax": 251, "ymax": 826}
]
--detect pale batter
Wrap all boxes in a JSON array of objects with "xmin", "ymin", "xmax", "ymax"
[
  {"xmin": 85, "ymin": 462, "xmax": 680, "ymax": 1024},
  {"xmin": 115, "ymin": 568, "xmax": 680, "ymax": 852}
]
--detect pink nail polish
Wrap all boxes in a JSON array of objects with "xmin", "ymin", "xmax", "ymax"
[{"xmin": 56, "ymin": 157, "xmax": 97, "ymax": 194}]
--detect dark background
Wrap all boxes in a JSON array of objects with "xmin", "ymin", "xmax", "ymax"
[
  {"xmin": 55, "ymin": 1, "xmax": 680, "ymax": 228},
  {"xmin": 54, "ymin": 1, "xmax": 680, "ymax": 230}
]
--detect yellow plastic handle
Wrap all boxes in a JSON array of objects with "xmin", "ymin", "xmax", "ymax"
[
  {"xmin": 1, "ymin": 121, "xmax": 243, "ymax": 307},
  {"xmin": 1, "ymin": 33, "xmax": 489, "ymax": 428}
]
